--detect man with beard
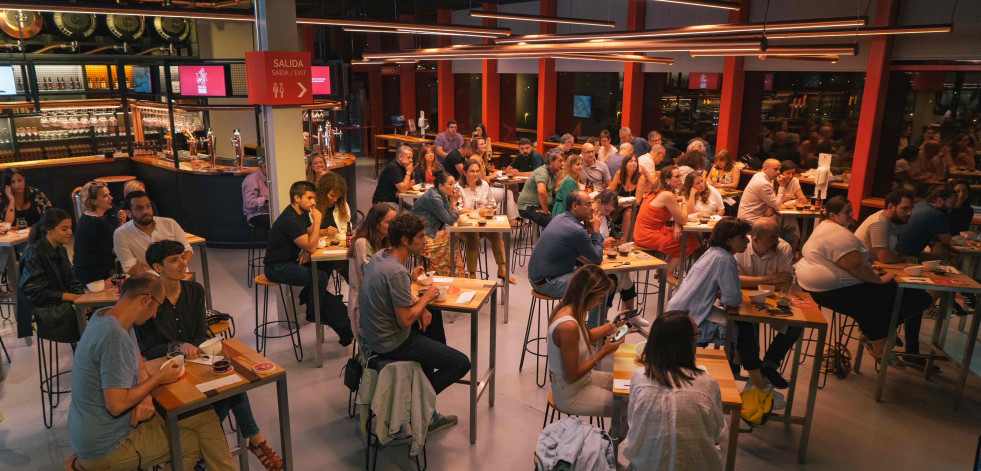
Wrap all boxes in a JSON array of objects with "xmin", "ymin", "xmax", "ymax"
[
  {"xmin": 855, "ymin": 189, "xmax": 915, "ymax": 264},
  {"xmin": 506, "ymin": 138, "xmax": 544, "ymax": 177},
  {"xmin": 113, "ymin": 190, "xmax": 192, "ymax": 275}
]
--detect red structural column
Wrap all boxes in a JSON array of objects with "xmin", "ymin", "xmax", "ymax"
[
  {"xmin": 716, "ymin": 0, "xmax": 750, "ymax": 154},
  {"xmin": 367, "ymin": 33, "xmax": 384, "ymax": 138},
  {"xmin": 481, "ymin": 3, "xmax": 501, "ymax": 141},
  {"xmin": 621, "ymin": 0, "xmax": 646, "ymax": 134},
  {"xmin": 437, "ymin": 9, "xmax": 454, "ymax": 129},
  {"xmin": 848, "ymin": 0, "xmax": 899, "ymax": 212},
  {"xmin": 536, "ymin": 0, "xmax": 558, "ymax": 154},
  {"xmin": 299, "ymin": 25, "xmax": 315, "ymax": 55},
  {"xmin": 398, "ymin": 14, "xmax": 417, "ymax": 122}
]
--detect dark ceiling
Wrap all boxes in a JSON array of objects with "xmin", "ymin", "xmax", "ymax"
[{"xmin": 295, "ymin": 0, "xmax": 532, "ymax": 22}]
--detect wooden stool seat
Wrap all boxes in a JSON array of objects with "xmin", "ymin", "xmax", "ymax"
[
  {"xmin": 207, "ymin": 320, "xmax": 232, "ymax": 338},
  {"xmin": 532, "ymin": 290, "xmax": 561, "ymax": 301},
  {"xmin": 254, "ymin": 274, "xmax": 279, "ymax": 287}
]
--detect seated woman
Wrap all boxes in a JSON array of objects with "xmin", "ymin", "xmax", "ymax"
[
  {"xmin": 412, "ymin": 143, "xmax": 443, "ymax": 185},
  {"xmin": 457, "ymin": 159, "xmax": 513, "ymax": 284},
  {"xmin": 623, "ymin": 311, "xmax": 726, "ymax": 471},
  {"xmin": 675, "ymin": 149, "xmax": 707, "ymax": 181},
  {"xmin": 348, "ymin": 204, "xmax": 397, "ymax": 337},
  {"xmin": 551, "ymin": 154, "xmax": 584, "ymax": 215},
  {"xmin": 607, "ymin": 154, "xmax": 645, "ymax": 237},
  {"xmin": 948, "ymin": 179, "xmax": 974, "ymax": 235},
  {"xmin": 472, "ymin": 123, "xmax": 494, "ymax": 155},
  {"xmin": 305, "ymin": 153, "xmax": 329, "ymax": 185},
  {"xmin": 135, "ymin": 241, "xmax": 283, "ymax": 471},
  {"xmin": 547, "ymin": 264, "xmax": 628, "ymax": 417},
  {"xmin": 315, "ymin": 172, "xmax": 352, "ymax": 279},
  {"xmin": 795, "ymin": 196, "xmax": 932, "ymax": 367},
  {"xmin": 73, "ymin": 181, "xmax": 126, "ymax": 284},
  {"xmin": 594, "ymin": 190, "xmax": 638, "ymax": 314},
  {"xmin": 472, "ymin": 138, "xmax": 518, "ymax": 225},
  {"xmin": 943, "ymin": 133, "xmax": 975, "ymax": 170},
  {"xmin": 633, "ymin": 165, "xmax": 700, "ymax": 285},
  {"xmin": 683, "ymin": 172, "xmax": 724, "ymax": 217},
  {"xmin": 707, "ymin": 149, "xmax": 740, "ymax": 190},
  {"xmin": 18, "ymin": 209, "xmax": 84, "ymax": 342},
  {"xmin": 2, "ymin": 167, "xmax": 51, "ymax": 227},
  {"xmin": 410, "ymin": 172, "xmax": 465, "ymax": 276}
]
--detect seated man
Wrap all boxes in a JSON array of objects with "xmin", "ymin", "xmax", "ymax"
[
  {"xmin": 854, "ymin": 188, "xmax": 914, "ymax": 264},
  {"xmin": 359, "ymin": 213, "xmax": 470, "ymax": 433},
  {"xmin": 517, "ymin": 148, "xmax": 565, "ymax": 228},
  {"xmin": 372, "ymin": 145, "xmax": 416, "ymax": 207},
  {"xmin": 136, "ymin": 240, "xmax": 283, "ymax": 469},
  {"xmin": 242, "ymin": 157, "xmax": 271, "ymax": 228},
  {"xmin": 506, "ymin": 138, "xmax": 544, "ymax": 177},
  {"xmin": 528, "ymin": 190, "xmax": 605, "ymax": 326},
  {"xmin": 68, "ymin": 272, "xmax": 234, "ymax": 471},
  {"xmin": 733, "ymin": 218, "xmax": 803, "ymax": 390},
  {"xmin": 580, "ymin": 142, "xmax": 610, "ymax": 190},
  {"xmin": 265, "ymin": 181, "xmax": 353, "ymax": 346},
  {"xmin": 895, "ymin": 185, "xmax": 957, "ymax": 262},
  {"xmin": 113, "ymin": 190, "xmax": 192, "ymax": 275},
  {"xmin": 736, "ymin": 159, "xmax": 783, "ymax": 223}
]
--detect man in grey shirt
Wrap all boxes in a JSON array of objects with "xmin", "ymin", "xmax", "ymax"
[
  {"xmin": 580, "ymin": 142, "xmax": 611, "ymax": 190},
  {"xmin": 854, "ymin": 188, "xmax": 914, "ymax": 264},
  {"xmin": 359, "ymin": 213, "xmax": 470, "ymax": 431}
]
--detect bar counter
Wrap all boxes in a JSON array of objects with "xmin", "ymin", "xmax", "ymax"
[{"xmin": 0, "ymin": 153, "xmax": 357, "ymax": 248}]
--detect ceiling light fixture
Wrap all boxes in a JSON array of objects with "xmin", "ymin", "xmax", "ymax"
[
  {"xmin": 690, "ymin": 45, "xmax": 859, "ymax": 57},
  {"xmin": 468, "ymin": 10, "xmax": 616, "ymax": 28},
  {"xmin": 759, "ymin": 24, "xmax": 952, "ymax": 39},
  {"xmin": 554, "ymin": 53, "xmax": 674, "ymax": 64},
  {"xmin": 297, "ymin": 17, "xmax": 511, "ymax": 37},
  {"xmin": 758, "ymin": 55, "xmax": 840, "ymax": 63},
  {"xmin": 342, "ymin": 27, "xmax": 503, "ymax": 38},
  {"xmin": 655, "ymin": 0, "xmax": 741, "ymax": 11},
  {"xmin": 496, "ymin": 17, "xmax": 866, "ymax": 44},
  {"xmin": 0, "ymin": 1, "xmax": 255, "ymax": 21},
  {"xmin": 363, "ymin": 39, "xmax": 760, "ymax": 60},
  {"xmin": 356, "ymin": 58, "xmax": 420, "ymax": 65}
]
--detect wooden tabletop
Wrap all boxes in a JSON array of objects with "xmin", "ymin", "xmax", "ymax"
[
  {"xmin": 448, "ymin": 215, "xmax": 511, "ymax": 233},
  {"xmin": 0, "ymin": 228, "xmax": 29, "ymax": 247},
  {"xmin": 132, "ymin": 156, "xmax": 262, "ymax": 176},
  {"xmin": 185, "ymin": 232, "xmax": 205, "ymax": 246},
  {"xmin": 951, "ymin": 243, "xmax": 981, "ymax": 255},
  {"xmin": 949, "ymin": 169, "xmax": 981, "ymax": 178},
  {"xmin": 683, "ymin": 220, "xmax": 718, "ymax": 233},
  {"xmin": 878, "ymin": 262, "xmax": 981, "ymax": 294},
  {"xmin": 599, "ymin": 248, "xmax": 668, "ymax": 274},
  {"xmin": 375, "ymin": 134, "xmax": 433, "ymax": 144},
  {"xmin": 148, "ymin": 338, "xmax": 284, "ymax": 411},
  {"xmin": 95, "ymin": 175, "xmax": 137, "ymax": 184},
  {"xmin": 736, "ymin": 289, "xmax": 828, "ymax": 328},
  {"xmin": 74, "ymin": 288, "xmax": 120, "ymax": 307},
  {"xmin": 490, "ymin": 175, "xmax": 528, "ymax": 185},
  {"xmin": 613, "ymin": 345, "xmax": 741, "ymax": 408},
  {"xmin": 410, "ymin": 277, "xmax": 495, "ymax": 312},
  {"xmin": 312, "ymin": 242, "xmax": 349, "ymax": 262},
  {"xmin": 777, "ymin": 208, "xmax": 823, "ymax": 217},
  {"xmin": 719, "ymin": 189, "xmax": 743, "ymax": 198}
]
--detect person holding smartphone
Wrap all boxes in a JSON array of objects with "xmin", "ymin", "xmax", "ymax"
[{"xmin": 546, "ymin": 265, "xmax": 630, "ymax": 418}]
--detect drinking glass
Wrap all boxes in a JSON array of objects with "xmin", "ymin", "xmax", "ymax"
[{"xmin": 15, "ymin": 218, "xmax": 27, "ymax": 231}]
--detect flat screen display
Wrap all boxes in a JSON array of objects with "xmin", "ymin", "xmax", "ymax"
[
  {"xmin": 132, "ymin": 66, "xmax": 152, "ymax": 94},
  {"xmin": 311, "ymin": 66, "xmax": 332, "ymax": 95},
  {"xmin": 688, "ymin": 73, "xmax": 720, "ymax": 90},
  {"xmin": 0, "ymin": 66, "xmax": 16, "ymax": 96},
  {"xmin": 573, "ymin": 95, "xmax": 591, "ymax": 119},
  {"xmin": 177, "ymin": 65, "xmax": 227, "ymax": 97},
  {"xmin": 391, "ymin": 115, "xmax": 405, "ymax": 127}
]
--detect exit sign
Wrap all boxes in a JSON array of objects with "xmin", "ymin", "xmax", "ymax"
[{"xmin": 245, "ymin": 51, "xmax": 313, "ymax": 105}]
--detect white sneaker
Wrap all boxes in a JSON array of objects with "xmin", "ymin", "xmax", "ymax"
[
  {"xmin": 742, "ymin": 381, "xmax": 786, "ymax": 411},
  {"xmin": 630, "ymin": 316, "xmax": 651, "ymax": 329}
]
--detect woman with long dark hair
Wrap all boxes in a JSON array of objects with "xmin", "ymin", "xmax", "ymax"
[
  {"xmin": 1, "ymin": 167, "xmax": 52, "ymax": 226},
  {"xmin": 682, "ymin": 172, "xmax": 724, "ymax": 217},
  {"xmin": 412, "ymin": 143, "xmax": 444, "ymax": 184},
  {"xmin": 623, "ymin": 310, "xmax": 726, "ymax": 471},
  {"xmin": 546, "ymin": 264, "xmax": 627, "ymax": 417},
  {"xmin": 18, "ymin": 208, "xmax": 85, "ymax": 341},
  {"xmin": 348, "ymin": 204, "xmax": 397, "ymax": 336},
  {"xmin": 606, "ymin": 154, "xmax": 644, "ymax": 236}
]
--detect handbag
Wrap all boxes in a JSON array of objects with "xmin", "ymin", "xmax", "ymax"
[
  {"xmin": 343, "ymin": 357, "xmax": 362, "ymax": 392},
  {"xmin": 33, "ymin": 302, "xmax": 80, "ymax": 343}
]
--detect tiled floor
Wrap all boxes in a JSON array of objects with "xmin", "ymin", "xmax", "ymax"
[{"xmin": 2, "ymin": 159, "xmax": 981, "ymax": 470}]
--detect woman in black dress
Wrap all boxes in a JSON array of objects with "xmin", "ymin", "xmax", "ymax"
[
  {"xmin": 1, "ymin": 167, "xmax": 51, "ymax": 227},
  {"xmin": 73, "ymin": 181, "xmax": 126, "ymax": 284}
]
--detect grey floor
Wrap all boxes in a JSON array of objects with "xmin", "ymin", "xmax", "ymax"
[{"xmin": 2, "ymin": 158, "xmax": 981, "ymax": 470}]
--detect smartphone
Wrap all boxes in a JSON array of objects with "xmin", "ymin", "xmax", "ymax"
[
  {"xmin": 612, "ymin": 324, "xmax": 629, "ymax": 342},
  {"xmin": 616, "ymin": 309, "xmax": 641, "ymax": 322}
]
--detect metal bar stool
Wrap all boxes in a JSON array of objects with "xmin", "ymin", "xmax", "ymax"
[
  {"xmin": 542, "ymin": 392, "xmax": 606, "ymax": 430},
  {"xmin": 246, "ymin": 222, "xmax": 266, "ymax": 288},
  {"xmin": 37, "ymin": 333, "xmax": 73, "ymax": 429},
  {"xmin": 521, "ymin": 290, "xmax": 560, "ymax": 388},
  {"xmin": 511, "ymin": 218, "xmax": 536, "ymax": 268},
  {"xmin": 253, "ymin": 274, "xmax": 303, "ymax": 362}
]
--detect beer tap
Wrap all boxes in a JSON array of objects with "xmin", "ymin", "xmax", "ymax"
[
  {"xmin": 205, "ymin": 128, "xmax": 216, "ymax": 169},
  {"xmin": 324, "ymin": 120, "xmax": 341, "ymax": 159},
  {"xmin": 230, "ymin": 128, "xmax": 243, "ymax": 171},
  {"xmin": 185, "ymin": 130, "xmax": 197, "ymax": 157}
]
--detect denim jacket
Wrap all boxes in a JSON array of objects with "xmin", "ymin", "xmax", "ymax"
[{"xmin": 411, "ymin": 187, "xmax": 459, "ymax": 238}]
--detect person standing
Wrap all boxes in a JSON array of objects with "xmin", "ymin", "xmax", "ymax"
[{"xmin": 434, "ymin": 120, "xmax": 464, "ymax": 163}]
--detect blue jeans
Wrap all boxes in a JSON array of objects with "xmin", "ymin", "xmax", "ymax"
[
  {"xmin": 213, "ymin": 393, "xmax": 260, "ymax": 438},
  {"xmin": 519, "ymin": 205, "xmax": 552, "ymax": 228},
  {"xmin": 376, "ymin": 330, "xmax": 471, "ymax": 395},
  {"xmin": 264, "ymin": 262, "xmax": 352, "ymax": 341},
  {"xmin": 535, "ymin": 272, "xmax": 604, "ymax": 328}
]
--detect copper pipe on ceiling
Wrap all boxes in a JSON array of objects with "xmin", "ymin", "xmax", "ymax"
[
  {"xmin": 362, "ymin": 39, "xmax": 761, "ymax": 60},
  {"xmin": 85, "ymin": 45, "xmax": 125, "ymax": 54},
  {"xmin": 133, "ymin": 0, "xmax": 251, "ymax": 8},
  {"xmin": 32, "ymin": 42, "xmax": 77, "ymax": 54},
  {"xmin": 137, "ymin": 45, "xmax": 173, "ymax": 55}
]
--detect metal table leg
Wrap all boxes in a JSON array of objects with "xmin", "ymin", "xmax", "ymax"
[
  {"xmin": 312, "ymin": 260, "xmax": 324, "ymax": 368},
  {"xmin": 797, "ymin": 325, "xmax": 826, "ymax": 463},
  {"xmin": 503, "ymin": 232, "xmax": 510, "ymax": 322},
  {"xmin": 277, "ymin": 376, "xmax": 294, "ymax": 469},
  {"xmin": 166, "ymin": 411, "xmax": 184, "ymax": 471},
  {"xmin": 199, "ymin": 245, "xmax": 213, "ymax": 311},
  {"xmin": 874, "ymin": 287, "xmax": 905, "ymax": 401},
  {"xmin": 470, "ymin": 301, "xmax": 478, "ymax": 444}
]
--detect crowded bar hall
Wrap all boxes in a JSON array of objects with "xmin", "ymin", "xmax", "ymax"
[{"xmin": 0, "ymin": 0, "xmax": 980, "ymax": 469}]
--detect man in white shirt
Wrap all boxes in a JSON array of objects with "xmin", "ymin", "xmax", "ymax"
[
  {"xmin": 113, "ymin": 191, "xmax": 192, "ymax": 274},
  {"xmin": 854, "ymin": 188, "xmax": 914, "ymax": 264},
  {"xmin": 637, "ymin": 144, "xmax": 664, "ymax": 180},
  {"xmin": 580, "ymin": 142, "xmax": 610, "ymax": 190},
  {"xmin": 737, "ymin": 159, "xmax": 783, "ymax": 222},
  {"xmin": 733, "ymin": 218, "xmax": 801, "ymax": 391}
]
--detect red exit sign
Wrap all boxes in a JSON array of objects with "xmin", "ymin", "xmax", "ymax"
[{"xmin": 245, "ymin": 51, "xmax": 313, "ymax": 105}]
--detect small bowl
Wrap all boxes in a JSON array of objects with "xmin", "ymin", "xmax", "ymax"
[
  {"xmin": 904, "ymin": 265, "xmax": 923, "ymax": 276},
  {"xmin": 86, "ymin": 280, "xmax": 105, "ymax": 293},
  {"xmin": 199, "ymin": 338, "xmax": 222, "ymax": 356},
  {"xmin": 417, "ymin": 274, "xmax": 433, "ymax": 286},
  {"xmin": 477, "ymin": 220, "xmax": 487, "ymax": 226},
  {"xmin": 330, "ymin": 239, "xmax": 340, "ymax": 246},
  {"xmin": 749, "ymin": 290, "xmax": 768, "ymax": 304},
  {"xmin": 758, "ymin": 284, "xmax": 775, "ymax": 295},
  {"xmin": 317, "ymin": 237, "xmax": 327, "ymax": 248},
  {"xmin": 212, "ymin": 359, "xmax": 231, "ymax": 374},
  {"xmin": 922, "ymin": 260, "xmax": 941, "ymax": 271},
  {"xmin": 634, "ymin": 341, "xmax": 647, "ymax": 359}
]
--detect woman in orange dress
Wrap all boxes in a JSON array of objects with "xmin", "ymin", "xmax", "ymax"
[{"xmin": 633, "ymin": 165, "xmax": 700, "ymax": 285}]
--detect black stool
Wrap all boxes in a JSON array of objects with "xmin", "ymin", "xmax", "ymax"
[
  {"xmin": 37, "ymin": 333, "xmax": 73, "ymax": 429},
  {"xmin": 511, "ymin": 218, "xmax": 537, "ymax": 268},
  {"xmin": 362, "ymin": 357, "xmax": 426, "ymax": 471},
  {"xmin": 246, "ymin": 222, "xmax": 266, "ymax": 288},
  {"xmin": 520, "ymin": 290, "xmax": 560, "ymax": 388},
  {"xmin": 254, "ymin": 275, "xmax": 303, "ymax": 362}
]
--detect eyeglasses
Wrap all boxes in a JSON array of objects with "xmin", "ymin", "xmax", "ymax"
[{"xmin": 142, "ymin": 292, "xmax": 164, "ymax": 307}]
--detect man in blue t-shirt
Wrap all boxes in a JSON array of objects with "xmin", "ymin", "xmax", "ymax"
[
  {"xmin": 895, "ymin": 186, "xmax": 957, "ymax": 259},
  {"xmin": 68, "ymin": 273, "xmax": 234, "ymax": 471}
]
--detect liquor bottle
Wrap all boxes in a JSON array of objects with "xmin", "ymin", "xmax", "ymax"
[
  {"xmin": 346, "ymin": 221, "xmax": 354, "ymax": 248},
  {"xmin": 57, "ymin": 77, "xmax": 65, "ymax": 90}
]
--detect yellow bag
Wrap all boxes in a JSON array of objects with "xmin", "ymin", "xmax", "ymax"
[{"xmin": 740, "ymin": 389, "xmax": 773, "ymax": 426}]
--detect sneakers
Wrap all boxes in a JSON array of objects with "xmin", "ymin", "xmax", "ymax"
[
  {"xmin": 743, "ymin": 380, "xmax": 786, "ymax": 410},
  {"xmin": 760, "ymin": 366, "xmax": 789, "ymax": 390},
  {"xmin": 427, "ymin": 414, "xmax": 458, "ymax": 435},
  {"xmin": 630, "ymin": 316, "xmax": 651, "ymax": 329}
]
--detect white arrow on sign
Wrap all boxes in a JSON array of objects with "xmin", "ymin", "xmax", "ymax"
[{"xmin": 297, "ymin": 82, "xmax": 307, "ymax": 98}]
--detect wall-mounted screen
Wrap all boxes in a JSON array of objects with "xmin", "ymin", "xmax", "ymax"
[
  {"xmin": 0, "ymin": 66, "xmax": 16, "ymax": 96},
  {"xmin": 688, "ymin": 73, "xmax": 720, "ymax": 90},
  {"xmin": 177, "ymin": 65, "xmax": 227, "ymax": 97},
  {"xmin": 132, "ymin": 66, "xmax": 152, "ymax": 94},
  {"xmin": 311, "ymin": 65, "xmax": 332, "ymax": 95},
  {"xmin": 573, "ymin": 95, "xmax": 591, "ymax": 119}
]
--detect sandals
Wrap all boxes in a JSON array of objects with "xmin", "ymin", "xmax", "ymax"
[{"xmin": 247, "ymin": 440, "xmax": 284, "ymax": 471}]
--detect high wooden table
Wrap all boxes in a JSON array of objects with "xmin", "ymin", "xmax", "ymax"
[
  {"xmin": 410, "ymin": 277, "xmax": 498, "ymax": 444},
  {"xmin": 396, "ymin": 185, "xmax": 428, "ymax": 213},
  {"xmin": 447, "ymin": 215, "xmax": 512, "ymax": 323},
  {"xmin": 184, "ymin": 232, "xmax": 212, "ymax": 311},
  {"xmin": 0, "ymin": 228, "xmax": 29, "ymax": 381},
  {"xmin": 146, "ymin": 338, "xmax": 292, "ymax": 471},
  {"xmin": 309, "ymin": 243, "xmax": 350, "ymax": 367},
  {"xmin": 374, "ymin": 134, "xmax": 433, "ymax": 149},
  {"xmin": 776, "ymin": 208, "xmax": 822, "ymax": 244},
  {"xmin": 728, "ymin": 289, "xmax": 828, "ymax": 464},
  {"xmin": 598, "ymin": 248, "xmax": 669, "ymax": 323},
  {"xmin": 612, "ymin": 346, "xmax": 741, "ymax": 470},
  {"xmin": 874, "ymin": 263, "xmax": 981, "ymax": 409}
]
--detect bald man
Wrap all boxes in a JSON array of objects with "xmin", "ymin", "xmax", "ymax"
[
  {"xmin": 579, "ymin": 142, "xmax": 610, "ymax": 189},
  {"xmin": 737, "ymin": 159, "xmax": 784, "ymax": 222},
  {"xmin": 733, "ymin": 217, "xmax": 802, "ymax": 391}
]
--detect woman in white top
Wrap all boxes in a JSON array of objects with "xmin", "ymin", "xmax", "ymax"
[
  {"xmin": 347, "ymin": 204, "xmax": 396, "ymax": 338},
  {"xmin": 456, "ymin": 159, "xmax": 512, "ymax": 284},
  {"xmin": 794, "ymin": 196, "xmax": 931, "ymax": 363},
  {"xmin": 682, "ymin": 172, "xmax": 724, "ymax": 216},
  {"xmin": 624, "ymin": 310, "xmax": 726, "ymax": 471},
  {"xmin": 472, "ymin": 137, "xmax": 519, "ymax": 225},
  {"xmin": 547, "ymin": 265, "xmax": 628, "ymax": 417}
]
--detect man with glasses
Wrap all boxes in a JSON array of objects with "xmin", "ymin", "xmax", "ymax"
[
  {"xmin": 596, "ymin": 130, "xmax": 617, "ymax": 163},
  {"xmin": 647, "ymin": 130, "xmax": 682, "ymax": 167},
  {"xmin": 580, "ymin": 142, "xmax": 610, "ymax": 190},
  {"xmin": 620, "ymin": 127, "xmax": 650, "ymax": 156},
  {"xmin": 67, "ymin": 272, "xmax": 235, "ymax": 471}
]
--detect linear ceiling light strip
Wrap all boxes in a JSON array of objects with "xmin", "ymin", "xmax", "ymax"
[
  {"xmin": 758, "ymin": 55, "xmax": 840, "ymax": 63},
  {"xmin": 760, "ymin": 24, "xmax": 952, "ymax": 39},
  {"xmin": 362, "ymin": 40, "xmax": 761, "ymax": 60},
  {"xmin": 655, "ymin": 0, "xmax": 741, "ymax": 11},
  {"xmin": 297, "ymin": 18, "xmax": 511, "ymax": 36},
  {"xmin": 690, "ymin": 45, "xmax": 859, "ymax": 57},
  {"xmin": 468, "ymin": 10, "xmax": 616, "ymax": 28},
  {"xmin": 342, "ymin": 27, "xmax": 504, "ymax": 38},
  {"xmin": 554, "ymin": 53, "xmax": 675, "ymax": 64}
]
